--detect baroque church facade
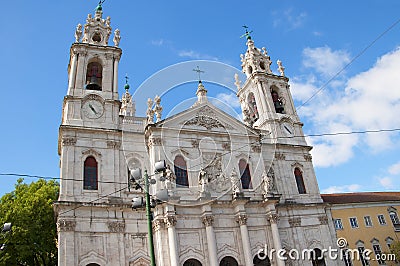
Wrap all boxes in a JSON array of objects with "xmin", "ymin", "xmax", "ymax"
[{"xmin": 54, "ymin": 5, "xmax": 340, "ymax": 266}]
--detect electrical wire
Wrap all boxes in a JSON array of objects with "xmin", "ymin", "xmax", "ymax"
[{"xmin": 297, "ymin": 17, "xmax": 400, "ymax": 110}]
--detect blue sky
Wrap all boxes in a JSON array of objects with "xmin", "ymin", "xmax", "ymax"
[{"xmin": 1, "ymin": 1, "xmax": 400, "ymax": 196}]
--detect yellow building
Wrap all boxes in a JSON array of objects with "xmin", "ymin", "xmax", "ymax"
[{"xmin": 323, "ymin": 192, "xmax": 400, "ymax": 266}]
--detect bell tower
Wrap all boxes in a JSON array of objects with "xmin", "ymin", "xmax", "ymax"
[
  {"xmin": 62, "ymin": 3, "xmax": 122, "ymax": 128},
  {"xmin": 236, "ymin": 32, "xmax": 307, "ymax": 146}
]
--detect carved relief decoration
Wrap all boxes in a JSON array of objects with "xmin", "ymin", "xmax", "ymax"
[
  {"xmin": 107, "ymin": 221, "xmax": 125, "ymax": 233},
  {"xmin": 202, "ymin": 215, "xmax": 214, "ymax": 227},
  {"xmin": 304, "ymin": 154, "xmax": 312, "ymax": 162},
  {"xmin": 236, "ymin": 214, "xmax": 248, "ymax": 226},
  {"xmin": 288, "ymin": 217, "xmax": 301, "ymax": 227},
  {"xmin": 275, "ymin": 152, "xmax": 286, "ymax": 160},
  {"xmin": 164, "ymin": 215, "xmax": 177, "ymax": 228},
  {"xmin": 222, "ymin": 142, "xmax": 231, "ymax": 151},
  {"xmin": 184, "ymin": 106, "xmax": 233, "ymax": 130},
  {"xmin": 148, "ymin": 137, "xmax": 162, "ymax": 147},
  {"xmin": 318, "ymin": 216, "xmax": 328, "ymax": 225},
  {"xmin": 107, "ymin": 140, "xmax": 121, "ymax": 149},
  {"xmin": 251, "ymin": 143, "xmax": 261, "ymax": 153},
  {"xmin": 62, "ymin": 137, "xmax": 77, "ymax": 146},
  {"xmin": 57, "ymin": 219, "xmax": 76, "ymax": 232},
  {"xmin": 267, "ymin": 213, "xmax": 279, "ymax": 224},
  {"xmin": 153, "ymin": 218, "xmax": 165, "ymax": 231}
]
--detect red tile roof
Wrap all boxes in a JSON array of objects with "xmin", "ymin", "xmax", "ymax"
[{"xmin": 321, "ymin": 192, "xmax": 400, "ymax": 204}]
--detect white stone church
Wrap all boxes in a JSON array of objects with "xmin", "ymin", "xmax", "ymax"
[{"xmin": 54, "ymin": 4, "xmax": 341, "ymax": 266}]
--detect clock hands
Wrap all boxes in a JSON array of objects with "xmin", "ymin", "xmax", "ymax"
[
  {"xmin": 284, "ymin": 125, "xmax": 292, "ymax": 135},
  {"xmin": 88, "ymin": 103, "xmax": 98, "ymax": 115}
]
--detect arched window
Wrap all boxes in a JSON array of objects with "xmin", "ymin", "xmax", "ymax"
[
  {"xmin": 183, "ymin": 259, "xmax": 202, "ymax": 266},
  {"xmin": 86, "ymin": 264, "xmax": 100, "ymax": 266},
  {"xmin": 294, "ymin": 167, "xmax": 306, "ymax": 194},
  {"xmin": 247, "ymin": 92, "xmax": 259, "ymax": 121},
  {"xmin": 219, "ymin": 256, "xmax": 239, "ymax": 266},
  {"xmin": 84, "ymin": 156, "xmax": 98, "ymax": 190},
  {"xmin": 271, "ymin": 90, "xmax": 284, "ymax": 113},
  {"xmin": 86, "ymin": 62, "xmax": 102, "ymax": 91},
  {"xmin": 174, "ymin": 155, "xmax": 189, "ymax": 187},
  {"xmin": 253, "ymin": 252, "xmax": 271, "ymax": 266},
  {"xmin": 239, "ymin": 159, "xmax": 252, "ymax": 189},
  {"xmin": 311, "ymin": 248, "xmax": 326, "ymax": 266}
]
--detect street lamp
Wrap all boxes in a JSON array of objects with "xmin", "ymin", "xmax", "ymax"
[
  {"xmin": 130, "ymin": 160, "xmax": 168, "ymax": 266},
  {"xmin": 1, "ymin": 222, "xmax": 12, "ymax": 251}
]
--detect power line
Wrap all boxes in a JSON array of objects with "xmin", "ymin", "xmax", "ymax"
[
  {"xmin": 2, "ymin": 127, "xmax": 399, "ymax": 214},
  {"xmin": 297, "ymin": 16, "xmax": 400, "ymax": 110}
]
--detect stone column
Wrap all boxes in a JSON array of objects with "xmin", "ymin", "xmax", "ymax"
[
  {"xmin": 267, "ymin": 213, "xmax": 285, "ymax": 266},
  {"xmin": 202, "ymin": 215, "xmax": 218, "ymax": 266},
  {"xmin": 67, "ymin": 51, "xmax": 78, "ymax": 96},
  {"xmin": 113, "ymin": 56, "xmax": 120, "ymax": 93},
  {"xmin": 255, "ymin": 79, "xmax": 269, "ymax": 116},
  {"xmin": 153, "ymin": 218, "xmax": 165, "ymax": 266},
  {"xmin": 165, "ymin": 215, "xmax": 179, "ymax": 266},
  {"xmin": 236, "ymin": 214, "xmax": 253, "ymax": 266},
  {"xmin": 57, "ymin": 219, "xmax": 76, "ymax": 266}
]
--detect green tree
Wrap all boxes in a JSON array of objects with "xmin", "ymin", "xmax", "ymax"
[
  {"xmin": 0, "ymin": 178, "xmax": 59, "ymax": 266},
  {"xmin": 390, "ymin": 240, "xmax": 400, "ymax": 264}
]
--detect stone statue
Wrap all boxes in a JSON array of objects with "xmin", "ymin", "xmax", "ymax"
[
  {"xmin": 75, "ymin": 24, "xmax": 82, "ymax": 43},
  {"xmin": 277, "ymin": 60, "xmax": 285, "ymax": 76},
  {"xmin": 153, "ymin": 95, "xmax": 163, "ymax": 122},
  {"xmin": 165, "ymin": 165, "xmax": 176, "ymax": 192},
  {"xmin": 113, "ymin": 29, "xmax": 121, "ymax": 47},
  {"xmin": 234, "ymin": 73, "xmax": 241, "ymax": 91},
  {"xmin": 230, "ymin": 169, "xmax": 241, "ymax": 195},
  {"xmin": 106, "ymin": 16, "xmax": 111, "ymax": 27},
  {"xmin": 262, "ymin": 167, "xmax": 277, "ymax": 196},
  {"xmin": 146, "ymin": 98, "xmax": 155, "ymax": 124},
  {"xmin": 86, "ymin": 14, "xmax": 92, "ymax": 23},
  {"xmin": 198, "ymin": 168, "xmax": 208, "ymax": 193}
]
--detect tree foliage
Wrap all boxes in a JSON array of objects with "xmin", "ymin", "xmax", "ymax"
[
  {"xmin": 390, "ymin": 240, "xmax": 400, "ymax": 263},
  {"xmin": 0, "ymin": 178, "xmax": 59, "ymax": 266}
]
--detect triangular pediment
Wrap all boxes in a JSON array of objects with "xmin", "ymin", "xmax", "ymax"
[{"xmin": 154, "ymin": 102, "xmax": 260, "ymax": 136}]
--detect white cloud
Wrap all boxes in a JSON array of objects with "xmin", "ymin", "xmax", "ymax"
[
  {"xmin": 302, "ymin": 46, "xmax": 351, "ymax": 77},
  {"xmin": 378, "ymin": 177, "xmax": 393, "ymax": 189},
  {"xmin": 151, "ymin": 39, "xmax": 164, "ymax": 46},
  {"xmin": 178, "ymin": 50, "xmax": 219, "ymax": 61},
  {"xmin": 215, "ymin": 93, "xmax": 241, "ymax": 108},
  {"xmin": 210, "ymin": 93, "xmax": 242, "ymax": 119},
  {"xmin": 294, "ymin": 46, "xmax": 400, "ymax": 167},
  {"xmin": 321, "ymin": 184, "xmax": 362, "ymax": 194},
  {"xmin": 388, "ymin": 161, "xmax": 400, "ymax": 175},
  {"xmin": 273, "ymin": 8, "xmax": 307, "ymax": 30}
]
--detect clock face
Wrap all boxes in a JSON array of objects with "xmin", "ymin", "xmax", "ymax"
[
  {"xmin": 82, "ymin": 100, "xmax": 104, "ymax": 119},
  {"xmin": 281, "ymin": 122, "xmax": 294, "ymax": 137}
]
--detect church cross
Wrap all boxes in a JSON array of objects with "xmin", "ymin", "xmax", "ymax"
[
  {"xmin": 193, "ymin": 66, "xmax": 205, "ymax": 82},
  {"xmin": 240, "ymin": 25, "xmax": 253, "ymax": 40}
]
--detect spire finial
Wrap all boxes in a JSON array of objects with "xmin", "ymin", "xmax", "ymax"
[
  {"xmin": 96, "ymin": 0, "xmax": 106, "ymax": 12},
  {"xmin": 124, "ymin": 74, "xmax": 130, "ymax": 91},
  {"xmin": 241, "ymin": 25, "xmax": 253, "ymax": 40},
  {"xmin": 193, "ymin": 66, "xmax": 205, "ymax": 83}
]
